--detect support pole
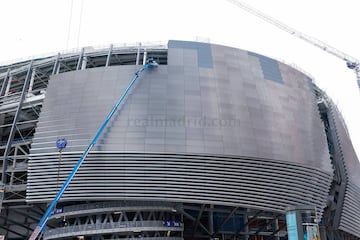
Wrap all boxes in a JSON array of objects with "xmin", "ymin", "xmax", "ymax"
[
  {"xmin": 105, "ymin": 44, "xmax": 113, "ymax": 67},
  {"xmin": 275, "ymin": 217, "xmax": 280, "ymax": 240},
  {"xmin": 52, "ymin": 53, "xmax": 61, "ymax": 75},
  {"xmin": 136, "ymin": 43, "xmax": 141, "ymax": 65},
  {"xmin": 1, "ymin": 62, "xmax": 33, "ymax": 184},
  {"xmin": 81, "ymin": 56, "xmax": 87, "ymax": 70},
  {"xmin": 29, "ymin": 68, "xmax": 36, "ymax": 93},
  {"xmin": 244, "ymin": 210, "xmax": 249, "ymax": 240},
  {"xmin": 214, "ymin": 207, "xmax": 238, "ymax": 235},
  {"xmin": 208, "ymin": 204, "xmax": 214, "ymax": 237},
  {"xmin": 193, "ymin": 204, "xmax": 205, "ymax": 236},
  {"xmin": 76, "ymin": 48, "xmax": 85, "ymax": 71},
  {"xmin": 5, "ymin": 76, "xmax": 12, "ymax": 96},
  {"xmin": 0, "ymin": 69, "xmax": 10, "ymax": 97},
  {"xmin": 143, "ymin": 48, "xmax": 147, "ymax": 65}
]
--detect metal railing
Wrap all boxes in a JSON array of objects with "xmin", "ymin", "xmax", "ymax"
[{"xmin": 44, "ymin": 221, "xmax": 183, "ymax": 239}]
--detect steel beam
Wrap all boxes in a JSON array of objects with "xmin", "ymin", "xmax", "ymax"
[
  {"xmin": 239, "ymin": 210, "xmax": 264, "ymax": 233},
  {"xmin": 208, "ymin": 204, "xmax": 214, "ymax": 236},
  {"xmin": 0, "ymin": 69, "xmax": 10, "ymax": 96},
  {"xmin": 0, "ymin": 183, "xmax": 4, "ymax": 210},
  {"xmin": 193, "ymin": 204, "xmax": 205, "ymax": 235},
  {"xmin": 11, "ymin": 208, "xmax": 41, "ymax": 223},
  {"xmin": 181, "ymin": 209, "xmax": 211, "ymax": 236},
  {"xmin": 52, "ymin": 53, "xmax": 60, "ymax": 75},
  {"xmin": 214, "ymin": 207, "xmax": 238, "ymax": 235},
  {"xmin": 0, "ymin": 214, "xmax": 33, "ymax": 231},
  {"xmin": 327, "ymin": 106, "xmax": 348, "ymax": 229},
  {"xmin": 143, "ymin": 48, "xmax": 147, "ymax": 65},
  {"xmin": 1, "ymin": 62, "xmax": 33, "ymax": 184},
  {"xmin": 5, "ymin": 75, "xmax": 12, "ymax": 96},
  {"xmin": 105, "ymin": 44, "xmax": 113, "ymax": 67},
  {"xmin": 0, "ymin": 224, "xmax": 28, "ymax": 238},
  {"xmin": 76, "ymin": 48, "xmax": 85, "ymax": 71},
  {"xmin": 136, "ymin": 43, "xmax": 141, "ymax": 65},
  {"xmin": 28, "ymin": 68, "xmax": 36, "ymax": 93},
  {"xmin": 254, "ymin": 214, "xmax": 281, "ymax": 235}
]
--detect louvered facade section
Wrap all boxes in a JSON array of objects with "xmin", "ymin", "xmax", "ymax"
[
  {"xmin": 28, "ymin": 152, "xmax": 331, "ymax": 215},
  {"xmin": 328, "ymin": 104, "xmax": 360, "ymax": 238},
  {"xmin": 28, "ymin": 41, "xmax": 333, "ymax": 217},
  {"xmin": 5, "ymin": 40, "xmax": 360, "ymax": 240}
]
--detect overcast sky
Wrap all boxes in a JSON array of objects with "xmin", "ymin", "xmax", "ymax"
[{"xmin": 1, "ymin": 0, "xmax": 359, "ymax": 158}]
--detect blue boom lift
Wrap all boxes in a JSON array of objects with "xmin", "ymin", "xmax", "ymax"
[{"xmin": 28, "ymin": 59, "xmax": 158, "ymax": 240}]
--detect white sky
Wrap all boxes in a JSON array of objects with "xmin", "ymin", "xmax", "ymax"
[{"xmin": 1, "ymin": 0, "xmax": 359, "ymax": 159}]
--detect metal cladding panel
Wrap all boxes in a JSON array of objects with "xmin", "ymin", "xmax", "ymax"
[
  {"xmin": 28, "ymin": 152, "xmax": 331, "ymax": 214},
  {"xmin": 328, "ymin": 104, "xmax": 360, "ymax": 237},
  {"xmin": 340, "ymin": 182, "xmax": 360, "ymax": 238},
  {"xmin": 248, "ymin": 52, "xmax": 283, "ymax": 83},
  {"xmin": 328, "ymin": 105, "xmax": 360, "ymax": 186},
  {"xmin": 168, "ymin": 40, "xmax": 213, "ymax": 68},
  {"xmin": 28, "ymin": 41, "xmax": 332, "ymax": 215}
]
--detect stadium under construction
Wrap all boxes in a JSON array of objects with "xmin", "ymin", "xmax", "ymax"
[{"xmin": 0, "ymin": 40, "xmax": 359, "ymax": 240}]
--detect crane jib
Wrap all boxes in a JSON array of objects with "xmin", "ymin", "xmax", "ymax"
[{"xmin": 225, "ymin": 0, "xmax": 360, "ymax": 89}]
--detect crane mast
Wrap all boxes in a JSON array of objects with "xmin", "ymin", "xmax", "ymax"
[{"xmin": 225, "ymin": 0, "xmax": 360, "ymax": 89}]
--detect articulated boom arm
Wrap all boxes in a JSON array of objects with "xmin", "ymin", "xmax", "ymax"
[
  {"xmin": 28, "ymin": 60, "xmax": 158, "ymax": 240},
  {"xmin": 225, "ymin": 0, "xmax": 360, "ymax": 87}
]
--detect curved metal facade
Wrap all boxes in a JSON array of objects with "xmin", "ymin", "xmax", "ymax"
[
  {"xmin": 328, "ymin": 104, "xmax": 360, "ymax": 236},
  {"xmin": 29, "ymin": 152, "xmax": 331, "ymax": 213},
  {"xmin": 28, "ymin": 41, "xmax": 333, "ymax": 216}
]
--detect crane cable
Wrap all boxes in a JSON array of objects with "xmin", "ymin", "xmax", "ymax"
[
  {"xmin": 76, "ymin": 0, "xmax": 84, "ymax": 49},
  {"xmin": 56, "ymin": 150, "xmax": 62, "ymax": 191},
  {"xmin": 56, "ymin": 138, "xmax": 67, "ymax": 191},
  {"xmin": 224, "ymin": 0, "xmax": 360, "ymax": 86},
  {"xmin": 65, "ymin": 0, "xmax": 84, "ymax": 49},
  {"xmin": 66, "ymin": 0, "xmax": 74, "ymax": 49}
]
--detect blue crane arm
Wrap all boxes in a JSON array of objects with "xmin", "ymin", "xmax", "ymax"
[{"xmin": 29, "ymin": 60, "xmax": 158, "ymax": 240}]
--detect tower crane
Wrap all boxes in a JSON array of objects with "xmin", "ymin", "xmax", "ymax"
[{"xmin": 225, "ymin": 0, "xmax": 360, "ymax": 90}]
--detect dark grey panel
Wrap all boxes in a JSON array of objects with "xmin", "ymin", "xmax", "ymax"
[{"xmin": 248, "ymin": 51, "xmax": 283, "ymax": 83}]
